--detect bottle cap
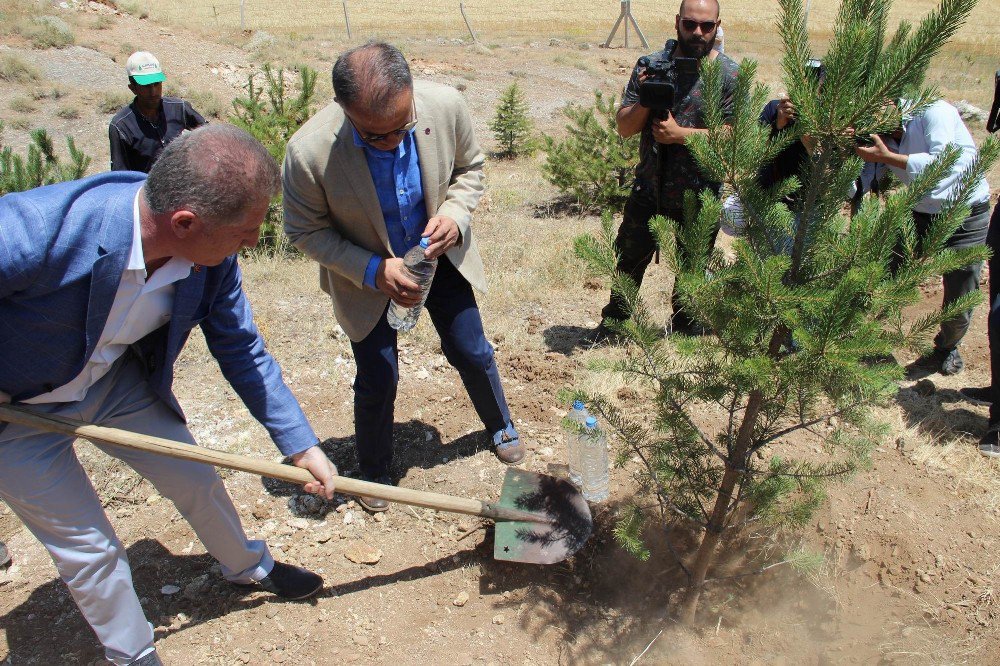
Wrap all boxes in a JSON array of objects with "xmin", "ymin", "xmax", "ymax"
[
  {"xmin": 572, "ymin": 400, "xmax": 584, "ymax": 410},
  {"xmin": 419, "ymin": 237, "xmax": 431, "ymax": 249},
  {"xmin": 585, "ymin": 416, "xmax": 597, "ymax": 428}
]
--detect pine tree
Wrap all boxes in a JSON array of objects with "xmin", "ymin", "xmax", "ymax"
[
  {"xmin": 230, "ymin": 63, "xmax": 318, "ymax": 254},
  {"xmin": 0, "ymin": 123, "xmax": 91, "ymax": 195},
  {"xmin": 574, "ymin": 0, "xmax": 996, "ymax": 622},
  {"xmin": 489, "ymin": 81, "xmax": 534, "ymax": 158},
  {"xmin": 543, "ymin": 90, "xmax": 638, "ymax": 212}
]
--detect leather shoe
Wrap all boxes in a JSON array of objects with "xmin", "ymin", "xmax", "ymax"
[
  {"xmin": 909, "ymin": 347, "xmax": 963, "ymax": 377},
  {"xmin": 493, "ymin": 422, "xmax": 524, "ymax": 465},
  {"xmin": 237, "ymin": 561, "xmax": 323, "ymax": 600},
  {"xmin": 358, "ymin": 475, "xmax": 392, "ymax": 512}
]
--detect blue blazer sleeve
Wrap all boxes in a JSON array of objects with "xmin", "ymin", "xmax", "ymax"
[{"xmin": 199, "ymin": 258, "xmax": 318, "ymax": 456}]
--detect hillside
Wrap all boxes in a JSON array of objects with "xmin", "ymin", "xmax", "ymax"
[{"xmin": 1, "ymin": 1, "xmax": 998, "ymax": 664}]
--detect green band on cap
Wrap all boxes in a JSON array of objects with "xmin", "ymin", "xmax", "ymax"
[{"xmin": 132, "ymin": 72, "xmax": 166, "ymax": 85}]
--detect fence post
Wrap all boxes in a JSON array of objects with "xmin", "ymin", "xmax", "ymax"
[
  {"xmin": 240, "ymin": 0, "xmax": 246, "ymax": 31},
  {"xmin": 460, "ymin": 3, "xmax": 480, "ymax": 44},
  {"xmin": 343, "ymin": 0, "xmax": 352, "ymax": 38}
]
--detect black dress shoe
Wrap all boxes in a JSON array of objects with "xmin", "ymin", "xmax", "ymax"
[
  {"xmin": 240, "ymin": 561, "xmax": 323, "ymax": 600},
  {"xmin": 358, "ymin": 475, "xmax": 392, "ymax": 512}
]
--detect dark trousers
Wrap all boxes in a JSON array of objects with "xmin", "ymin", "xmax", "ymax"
[
  {"xmin": 909, "ymin": 203, "xmax": 991, "ymax": 352},
  {"xmin": 985, "ymin": 204, "xmax": 1000, "ymax": 424},
  {"xmin": 350, "ymin": 256, "xmax": 511, "ymax": 479},
  {"xmin": 601, "ymin": 193, "xmax": 717, "ymax": 328}
]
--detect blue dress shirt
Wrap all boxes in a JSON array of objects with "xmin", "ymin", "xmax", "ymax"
[{"xmin": 355, "ymin": 128, "xmax": 429, "ymax": 289}]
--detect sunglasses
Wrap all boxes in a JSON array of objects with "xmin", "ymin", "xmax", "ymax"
[
  {"xmin": 680, "ymin": 18, "xmax": 719, "ymax": 33},
  {"xmin": 345, "ymin": 98, "xmax": 418, "ymax": 144}
]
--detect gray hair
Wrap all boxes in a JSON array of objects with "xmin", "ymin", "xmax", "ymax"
[
  {"xmin": 144, "ymin": 124, "xmax": 279, "ymax": 226},
  {"xmin": 332, "ymin": 40, "xmax": 413, "ymax": 119}
]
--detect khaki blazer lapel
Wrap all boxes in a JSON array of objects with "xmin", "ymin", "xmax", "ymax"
[
  {"xmin": 332, "ymin": 121, "xmax": 392, "ymax": 253},
  {"xmin": 413, "ymin": 94, "xmax": 440, "ymax": 217}
]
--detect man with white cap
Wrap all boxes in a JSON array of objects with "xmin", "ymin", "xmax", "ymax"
[{"xmin": 109, "ymin": 51, "xmax": 207, "ymax": 173}]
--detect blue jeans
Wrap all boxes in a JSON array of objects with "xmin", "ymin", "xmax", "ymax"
[{"xmin": 351, "ymin": 256, "xmax": 511, "ymax": 479}]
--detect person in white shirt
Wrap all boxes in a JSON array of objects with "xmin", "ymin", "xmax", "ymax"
[
  {"xmin": 856, "ymin": 99, "xmax": 992, "ymax": 377},
  {"xmin": 0, "ymin": 125, "xmax": 338, "ymax": 665}
]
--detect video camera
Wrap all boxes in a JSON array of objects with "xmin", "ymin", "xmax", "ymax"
[{"xmin": 637, "ymin": 39, "xmax": 700, "ymax": 114}]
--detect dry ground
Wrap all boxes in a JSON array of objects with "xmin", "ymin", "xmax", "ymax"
[{"xmin": 1, "ymin": 1, "xmax": 1000, "ymax": 664}]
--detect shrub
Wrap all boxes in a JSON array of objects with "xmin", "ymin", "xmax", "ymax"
[
  {"xmin": 95, "ymin": 90, "xmax": 131, "ymax": 115},
  {"xmin": 230, "ymin": 63, "xmax": 318, "ymax": 254},
  {"xmin": 488, "ymin": 82, "xmax": 535, "ymax": 159},
  {"xmin": 542, "ymin": 90, "xmax": 638, "ymax": 213},
  {"xmin": 0, "ymin": 53, "xmax": 40, "ymax": 82},
  {"xmin": 9, "ymin": 96, "xmax": 37, "ymax": 114},
  {"xmin": 56, "ymin": 105, "xmax": 81, "ymax": 120},
  {"xmin": 17, "ymin": 15, "xmax": 75, "ymax": 49},
  {"xmin": 115, "ymin": 1, "xmax": 149, "ymax": 19},
  {"xmin": 0, "ymin": 122, "xmax": 92, "ymax": 195}
]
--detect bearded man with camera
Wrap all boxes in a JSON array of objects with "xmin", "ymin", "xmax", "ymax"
[{"xmin": 584, "ymin": 0, "xmax": 739, "ymax": 345}]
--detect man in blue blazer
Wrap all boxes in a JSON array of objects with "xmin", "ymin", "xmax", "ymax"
[{"xmin": 0, "ymin": 125, "xmax": 337, "ymax": 666}]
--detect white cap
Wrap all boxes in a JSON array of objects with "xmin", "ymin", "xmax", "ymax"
[{"xmin": 126, "ymin": 51, "xmax": 166, "ymax": 85}]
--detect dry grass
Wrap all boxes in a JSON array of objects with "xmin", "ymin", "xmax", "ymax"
[
  {"xmin": 0, "ymin": 53, "xmax": 39, "ymax": 83},
  {"xmin": 150, "ymin": 0, "xmax": 1000, "ymax": 46}
]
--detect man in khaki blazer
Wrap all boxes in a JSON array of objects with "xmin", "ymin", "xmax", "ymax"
[{"xmin": 283, "ymin": 42, "xmax": 523, "ymax": 511}]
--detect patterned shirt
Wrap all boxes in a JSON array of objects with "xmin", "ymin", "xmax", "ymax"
[{"xmin": 621, "ymin": 44, "xmax": 738, "ymax": 209}]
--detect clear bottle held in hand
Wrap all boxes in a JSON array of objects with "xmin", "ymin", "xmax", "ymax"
[{"xmin": 387, "ymin": 237, "xmax": 437, "ymax": 332}]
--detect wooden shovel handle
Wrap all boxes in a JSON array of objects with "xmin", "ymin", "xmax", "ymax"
[{"xmin": 0, "ymin": 404, "xmax": 539, "ymax": 522}]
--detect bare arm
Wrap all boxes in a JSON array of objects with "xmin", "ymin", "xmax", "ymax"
[{"xmin": 616, "ymin": 102, "xmax": 652, "ymax": 139}]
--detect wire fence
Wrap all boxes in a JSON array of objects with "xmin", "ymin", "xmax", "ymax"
[{"xmin": 147, "ymin": 0, "xmax": 1000, "ymax": 46}]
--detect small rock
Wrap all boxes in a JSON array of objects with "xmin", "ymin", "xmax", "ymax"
[
  {"xmin": 954, "ymin": 100, "xmax": 986, "ymax": 123},
  {"xmin": 344, "ymin": 542, "xmax": 382, "ymax": 564},
  {"xmin": 373, "ymin": 513, "xmax": 386, "ymax": 523},
  {"xmin": 146, "ymin": 494, "xmax": 162, "ymax": 505},
  {"xmin": 287, "ymin": 518, "xmax": 310, "ymax": 530},
  {"xmin": 353, "ymin": 634, "xmax": 370, "ymax": 647},
  {"xmin": 343, "ymin": 511, "xmax": 355, "ymax": 525},
  {"xmin": 919, "ymin": 572, "xmax": 932, "ymax": 583},
  {"xmin": 160, "ymin": 584, "xmax": 181, "ymax": 595},
  {"xmin": 265, "ymin": 607, "xmax": 280, "ymax": 619},
  {"xmin": 901, "ymin": 626, "xmax": 916, "ymax": 638},
  {"xmin": 492, "ymin": 614, "xmax": 505, "ymax": 625},
  {"xmin": 425, "ymin": 431, "xmax": 434, "ymax": 442},
  {"xmin": 415, "ymin": 369, "xmax": 430, "ymax": 380},
  {"xmin": 538, "ymin": 447, "xmax": 554, "ymax": 458},
  {"xmin": 453, "ymin": 591, "xmax": 470, "ymax": 607},
  {"xmin": 913, "ymin": 379, "xmax": 936, "ymax": 396}
]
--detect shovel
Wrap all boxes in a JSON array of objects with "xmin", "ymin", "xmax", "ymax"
[{"xmin": 0, "ymin": 404, "xmax": 592, "ymax": 565}]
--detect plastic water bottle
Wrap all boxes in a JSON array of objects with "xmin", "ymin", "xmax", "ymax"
[
  {"xmin": 387, "ymin": 237, "xmax": 437, "ymax": 331},
  {"xmin": 565, "ymin": 400, "xmax": 589, "ymax": 487},
  {"xmin": 579, "ymin": 416, "xmax": 610, "ymax": 503}
]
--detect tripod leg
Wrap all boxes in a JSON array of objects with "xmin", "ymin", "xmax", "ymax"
[
  {"xmin": 603, "ymin": 6, "xmax": 628, "ymax": 48},
  {"xmin": 627, "ymin": 13, "xmax": 650, "ymax": 49}
]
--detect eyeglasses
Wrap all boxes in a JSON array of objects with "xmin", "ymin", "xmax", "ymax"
[
  {"xmin": 345, "ymin": 98, "xmax": 418, "ymax": 144},
  {"xmin": 680, "ymin": 18, "xmax": 719, "ymax": 33}
]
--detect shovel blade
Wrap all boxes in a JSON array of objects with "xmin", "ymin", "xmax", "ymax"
[{"xmin": 493, "ymin": 468, "xmax": 593, "ymax": 565}]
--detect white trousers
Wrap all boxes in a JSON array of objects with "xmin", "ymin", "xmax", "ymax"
[{"xmin": 0, "ymin": 355, "xmax": 273, "ymax": 665}]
